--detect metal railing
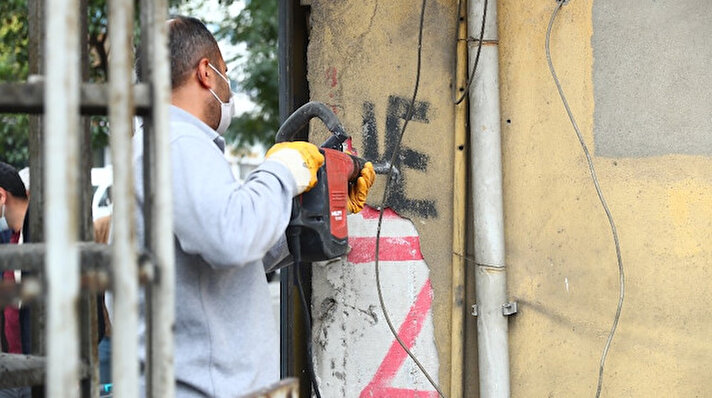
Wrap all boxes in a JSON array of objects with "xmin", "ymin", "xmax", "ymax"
[
  {"xmin": 0, "ymin": 0, "xmax": 174, "ymax": 396},
  {"xmin": 0, "ymin": 1, "xmax": 298, "ymax": 396}
]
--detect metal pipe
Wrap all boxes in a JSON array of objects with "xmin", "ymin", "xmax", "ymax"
[
  {"xmin": 109, "ymin": 0, "xmax": 139, "ymax": 396},
  {"xmin": 144, "ymin": 0, "xmax": 176, "ymax": 396},
  {"xmin": 467, "ymin": 0, "xmax": 511, "ymax": 397},
  {"xmin": 44, "ymin": 0, "xmax": 81, "ymax": 395},
  {"xmin": 450, "ymin": 1, "xmax": 469, "ymax": 396}
]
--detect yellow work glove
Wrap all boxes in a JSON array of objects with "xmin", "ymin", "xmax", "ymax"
[
  {"xmin": 266, "ymin": 142, "xmax": 325, "ymax": 195},
  {"xmin": 348, "ymin": 162, "xmax": 376, "ymax": 214}
]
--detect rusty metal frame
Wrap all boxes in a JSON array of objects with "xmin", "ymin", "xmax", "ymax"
[
  {"xmin": 108, "ymin": 0, "xmax": 141, "ymax": 395},
  {"xmin": 43, "ymin": 1, "xmax": 82, "ymax": 397},
  {"xmin": 137, "ymin": 0, "xmax": 175, "ymax": 396},
  {"xmin": 0, "ymin": 82, "xmax": 153, "ymax": 116},
  {"xmin": 0, "ymin": 0, "xmax": 174, "ymax": 395}
]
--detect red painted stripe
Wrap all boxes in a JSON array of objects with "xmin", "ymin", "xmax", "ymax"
[
  {"xmin": 359, "ymin": 205, "xmax": 401, "ymax": 220},
  {"xmin": 348, "ymin": 236, "xmax": 423, "ymax": 264},
  {"xmin": 366, "ymin": 387, "xmax": 439, "ymax": 397},
  {"xmin": 360, "ymin": 280, "xmax": 434, "ymax": 397}
]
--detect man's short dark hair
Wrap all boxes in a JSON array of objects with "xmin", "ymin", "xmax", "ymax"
[
  {"xmin": 0, "ymin": 162, "xmax": 27, "ymax": 199},
  {"xmin": 167, "ymin": 16, "xmax": 222, "ymax": 89}
]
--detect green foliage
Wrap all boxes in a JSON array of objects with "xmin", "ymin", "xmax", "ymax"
[
  {"xmin": 0, "ymin": 0, "xmax": 30, "ymax": 168},
  {"xmin": 0, "ymin": 0, "xmax": 278, "ymax": 166},
  {"xmin": 213, "ymin": 0, "xmax": 279, "ymax": 148}
]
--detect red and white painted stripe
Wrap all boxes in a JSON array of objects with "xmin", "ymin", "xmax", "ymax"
[{"xmin": 312, "ymin": 205, "xmax": 439, "ymax": 397}]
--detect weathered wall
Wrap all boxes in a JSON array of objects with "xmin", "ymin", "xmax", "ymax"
[
  {"xmin": 306, "ymin": 0, "xmax": 458, "ymax": 395},
  {"xmin": 306, "ymin": 0, "xmax": 712, "ymax": 396},
  {"xmin": 501, "ymin": 1, "xmax": 712, "ymax": 396},
  {"xmin": 593, "ymin": 0, "xmax": 712, "ymax": 157}
]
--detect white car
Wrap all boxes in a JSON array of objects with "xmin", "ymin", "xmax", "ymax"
[{"xmin": 91, "ymin": 167, "xmax": 113, "ymax": 221}]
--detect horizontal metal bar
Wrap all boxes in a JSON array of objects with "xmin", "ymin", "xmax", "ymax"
[
  {"xmin": 0, "ymin": 242, "xmax": 154, "ymax": 282},
  {"xmin": 0, "ymin": 82, "xmax": 152, "ymax": 116},
  {"xmin": 0, "ymin": 353, "xmax": 89, "ymax": 389},
  {"xmin": 0, "ymin": 242, "xmax": 109, "ymax": 272}
]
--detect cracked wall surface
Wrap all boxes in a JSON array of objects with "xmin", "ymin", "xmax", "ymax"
[
  {"xmin": 306, "ymin": 0, "xmax": 458, "ymax": 394},
  {"xmin": 305, "ymin": 0, "xmax": 712, "ymax": 396},
  {"xmin": 312, "ymin": 208, "xmax": 440, "ymax": 396}
]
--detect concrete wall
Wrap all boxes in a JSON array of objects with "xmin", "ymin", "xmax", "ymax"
[
  {"xmin": 306, "ymin": 0, "xmax": 712, "ymax": 396},
  {"xmin": 306, "ymin": 0, "xmax": 458, "ymax": 395},
  {"xmin": 593, "ymin": 0, "xmax": 712, "ymax": 157},
  {"xmin": 501, "ymin": 0, "xmax": 712, "ymax": 396}
]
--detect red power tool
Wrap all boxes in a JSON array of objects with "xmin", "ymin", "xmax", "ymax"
[{"xmin": 275, "ymin": 101, "xmax": 366, "ymax": 262}]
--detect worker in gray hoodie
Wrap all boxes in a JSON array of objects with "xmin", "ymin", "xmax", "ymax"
[{"xmin": 132, "ymin": 16, "xmax": 374, "ymax": 397}]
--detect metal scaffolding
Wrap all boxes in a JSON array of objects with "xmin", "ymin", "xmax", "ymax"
[
  {"xmin": 0, "ymin": 1, "xmax": 299, "ymax": 396},
  {"xmin": 0, "ymin": 0, "xmax": 175, "ymax": 396}
]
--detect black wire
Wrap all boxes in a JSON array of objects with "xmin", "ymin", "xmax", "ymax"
[
  {"xmin": 295, "ymin": 261, "xmax": 323, "ymax": 398},
  {"xmin": 373, "ymin": 0, "xmax": 446, "ymax": 397},
  {"xmin": 545, "ymin": 2, "xmax": 625, "ymax": 397},
  {"xmin": 288, "ymin": 229, "xmax": 322, "ymax": 398},
  {"xmin": 453, "ymin": 0, "xmax": 488, "ymax": 105}
]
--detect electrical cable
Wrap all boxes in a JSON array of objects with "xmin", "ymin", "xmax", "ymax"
[
  {"xmin": 288, "ymin": 229, "xmax": 323, "ymax": 398},
  {"xmin": 545, "ymin": 2, "xmax": 625, "ymax": 397},
  {"xmin": 373, "ymin": 0, "xmax": 446, "ymax": 397},
  {"xmin": 295, "ymin": 263, "xmax": 323, "ymax": 398},
  {"xmin": 452, "ymin": 0, "xmax": 487, "ymax": 105}
]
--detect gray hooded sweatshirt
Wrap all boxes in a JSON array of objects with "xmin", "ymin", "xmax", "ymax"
[{"xmin": 133, "ymin": 106, "xmax": 295, "ymax": 397}]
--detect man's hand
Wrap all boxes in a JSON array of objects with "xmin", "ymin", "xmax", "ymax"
[
  {"xmin": 348, "ymin": 162, "xmax": 375, "ymax": 214},
  {"xmin": 266, "ymin": 142, "xmax": 325, "ymax": 195}
]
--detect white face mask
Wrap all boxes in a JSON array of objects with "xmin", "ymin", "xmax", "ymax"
[
  {"xmin": 0, "ymin": 204, "xmax": 9, "ymax": 233},
  {"xmin": 207, "ymin": 63, "xmax": 236, "ymax": 135}
]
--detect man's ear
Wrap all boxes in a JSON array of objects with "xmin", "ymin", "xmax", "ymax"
[
  {"xmin": 0, "ymin": 188, "xmax": 6, "ymax": 207},
  {"xmin": 196, "ymin": 58, "xmax": 214, "ymax": 90}
]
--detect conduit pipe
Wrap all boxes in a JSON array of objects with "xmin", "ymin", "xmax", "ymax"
[
  {"xmin": 467, "ymin": 0, "xmax": 511, "ymax": 397},
  {"xmin": 449, "ymin": 1, "xmax": 468, "ymax": 396}
]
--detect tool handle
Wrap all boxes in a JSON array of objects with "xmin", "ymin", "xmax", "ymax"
[
  {"xmin": 275, "ymin": 101, "xmax": 348, "ymax": 147},
  {"xmin": 346, "ymin": 153, "xmax": 367, "ymax": 182}
]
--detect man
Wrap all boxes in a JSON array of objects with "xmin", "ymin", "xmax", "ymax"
[
  {"xmin": 0, "ymin": 161, "xmax": 30, "ymax": 398},
  {"xmin": 133, "ymin": 17, "xmax": 374, "ymax": 396}
]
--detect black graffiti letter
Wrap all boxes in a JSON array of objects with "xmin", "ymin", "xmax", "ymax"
[{"xmin": 361, "ymin": 96, "xmax": 437, "ymax": 218}]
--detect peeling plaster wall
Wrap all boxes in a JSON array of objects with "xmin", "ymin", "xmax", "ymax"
[
  {"xmin": 306, "ymin": 0, "xmax": 458, "ymax": 395},
  {"xmin": 305, "ymin": 0, "xmax": 712, "ymax": 396}
]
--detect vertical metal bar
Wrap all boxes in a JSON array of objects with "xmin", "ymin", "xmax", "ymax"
[
  {"xmin": 27, "ymin": 9, "xmax": 46, "ymax": 397},
  {"xmin": 278, "ymin": 1, "xmax": 310, "ymax": 396},
  {"xmin": 27, "ymin": 0, "xmax": 45, "ymax": 246},
  {"xmin": 79, "ymin": 1, "xmax": 100, "ymax": 396},
  {"xmin": 44, "ymin": 0, "xmax": 81, "ymax": 395},
  {"xmin": 108, "ymin": 0, "xmax": 139, "ymax": 397},
  {"xmin": 144, "ymin": 1, "xmax": 175, "ymax": 396},
  {"xmin": 138, "ymin": 0, "xmax": 157, "ymax": 389}
]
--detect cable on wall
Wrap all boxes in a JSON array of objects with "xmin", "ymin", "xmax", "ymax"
[
  {"xmin": 372, "ymin": 0, "xmax": 447, "ymax": 396},
  {"xmin": 545, "ymin": 2, "xmax": 626, "ymax": 397},
  {"xmin": 452, "ymin": 0, "xmax": 487, "ymax": 105}
]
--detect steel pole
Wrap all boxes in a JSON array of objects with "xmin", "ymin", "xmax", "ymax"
[{"xmin": 44, "ymin": 0, "xmax": 81, "ymax": 395}]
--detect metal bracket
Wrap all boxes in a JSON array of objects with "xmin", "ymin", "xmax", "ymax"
[
  {"xmin": 472, "ymin": 302, "xmax": 519, "ymax": 317},
  {"xmin": 502, "ymin": 302, "xmax": 518, "ymax": 316}
]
